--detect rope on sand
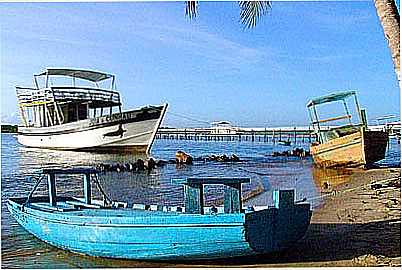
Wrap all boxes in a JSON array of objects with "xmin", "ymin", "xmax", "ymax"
[{"xmin": 166, "ymin": 111, "xmax": 210, "ymax": 124}]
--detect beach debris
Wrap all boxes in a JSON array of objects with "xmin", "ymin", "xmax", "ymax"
[
  {"xmin": 322, "ymin": 181, "xmax": 330, "ymax": 190},
  {"xmin": 352, "ymin": 254, "xmax": 393, "ymax": 267},
  {"xmin": 370, "ymin": 178, "xmax": 401, "ymax": 190},
  {"xmin": 389, "ymin": 180, "xmax": 401, "ymax": 188},
  {"xmin": 336, "ymin": 209, "xmax": 357, "ymax": 222},
  {"xmin": 175, "ymin": 151, "xmax": 193, "ymax": 165},
  {"xmin": 370, "ymin": 183, "xmax": 383, "ymax": 190},
  {"xmin": 272, "ymin": 147, "xmax": 310, "ymax": 158}
]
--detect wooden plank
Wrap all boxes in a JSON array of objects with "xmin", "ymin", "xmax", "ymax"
[
  {"xmin": 313, "ymin": 114, "xmax": 351, "ymax": 124},
  {"xmin": 185, "ymin": 178, "xmax": 250, "ymax": 185},
  {"xmin": 47, "ymin": 173, "xmax": 57, "ymax": 206},
  {"xmin": 65, "ymin": 200, "xmax": 101, "ymax": 209},
  {"xmin": 184, "ymin": 184, "xmax": 204, "ymax": 214},
  {"xmin": 224, "ymin": 183, "xmax": 242, "ymax": 213},
  {"xmin": 83, "ymin": 173, "xmax": 91, "ymax": 205}
]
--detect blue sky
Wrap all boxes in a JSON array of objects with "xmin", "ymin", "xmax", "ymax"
[{"xmin": 1, "ymin": 1, "xmax": 400, "ymax": 127}]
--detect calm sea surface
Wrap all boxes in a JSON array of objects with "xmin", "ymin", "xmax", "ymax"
[{"xmin": 1, "ymin": 134, "xmax": 400, "ymax": 268}]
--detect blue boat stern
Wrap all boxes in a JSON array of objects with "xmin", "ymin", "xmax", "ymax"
[{"xmin": 245, "ymin": 190, "xmax": 312, "ymax": 254}]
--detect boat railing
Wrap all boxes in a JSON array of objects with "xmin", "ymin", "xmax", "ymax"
[
  {"xmin": 16, "ymin": 86, "xmax": 121, "ymax": 107},
  {"xmin": 312, "ymin": 114, "xmax": 352, "ymax": 125},
  {"xmin": 22, "ymin": 168, "xmax": 111, "ymax": 211},
  {"xmin": 19, "ymin": 169, "xmax": 306, "ymax": 215},
  {"xmin": 16, "ymin": 87, "xmax": 54, "ymax": 107},
  {"xmin": 50, "ymin": 86, "xmax": 120, "ymax": 105}
]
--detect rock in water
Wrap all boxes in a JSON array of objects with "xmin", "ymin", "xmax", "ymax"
[
  {"xmin": 175, "ymin": 151, "xmax": 193, "ymax": 165},
  {"xmin": 136, "ymin": 159, "xmax": 145, "ymax": 171}
]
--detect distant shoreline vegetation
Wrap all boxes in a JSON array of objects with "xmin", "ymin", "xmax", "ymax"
[{"xmin": 1, "ymin": 125, "xmax": 18, "ymax": 133}]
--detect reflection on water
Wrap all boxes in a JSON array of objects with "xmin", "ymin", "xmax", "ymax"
[
  {"xmin": 18, "ymin": 146, "xmax": 149, "ymax": 169},
  {"xmin": 1, "ymin": 134, "xmax": 400, "ymax": 268},
  {"xmin": 312, "ymin": 166, "xmax": 355, "ymax": 192}
]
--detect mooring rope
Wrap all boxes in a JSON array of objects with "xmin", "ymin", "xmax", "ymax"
[
  {"xmin": 92, "ymin": 174, "xmax": 113, "ymax": 205},
  {"xmin": 166, "ymin": 111, "xmax": 211, "ymax": 125},
  {"xmin": 23, "ymin": 174, "xmax": 46, "ymax": 207}
]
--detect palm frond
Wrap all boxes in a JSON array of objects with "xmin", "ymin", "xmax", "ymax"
[
  {"xmin": 185, "ymin": 1, "xmax": 198, "ymax": 20},
  {"xmin": 239, "ymin": 1, "xmax": 271, "ymax": 29}
]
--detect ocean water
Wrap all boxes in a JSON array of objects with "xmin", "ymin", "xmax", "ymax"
[{"xmin": 1, "ymin": 134, "xmax": 400, "ymax": 268}]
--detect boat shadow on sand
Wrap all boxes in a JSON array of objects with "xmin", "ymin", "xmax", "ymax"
[
  {"xmin": 47, "ymin": 219, "xmax": 400, "ymax": 267},
  {"xmin": 209, "ymin": 218, "xmax": 401, "ymax": 266},
  {"xmin": 3, "ymin": 215, "xmax": 399, "ymax": 268}
]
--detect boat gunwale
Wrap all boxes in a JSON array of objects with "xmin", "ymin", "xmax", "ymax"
[
  {"xmin": 17, "ymin": 105, "xmax": 165, "ymax": 136},
  {"xmin": 7, "ymin": 197, "xmax": 247, "ymax": 228}
]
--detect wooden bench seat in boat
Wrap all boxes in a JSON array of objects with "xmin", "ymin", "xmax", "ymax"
[{"xmin": 65, "ymin": 200, "xmax": 102, "ymax": 209}]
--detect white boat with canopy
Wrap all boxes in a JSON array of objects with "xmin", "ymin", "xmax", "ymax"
[{"xmin": 16, "ymin": 68, "xmax": 167, "ymax": 153}]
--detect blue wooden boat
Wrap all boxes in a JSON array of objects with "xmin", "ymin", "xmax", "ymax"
[{"xmin": 7, "ymin": 168, "xmax": 311, "ymax": 260}]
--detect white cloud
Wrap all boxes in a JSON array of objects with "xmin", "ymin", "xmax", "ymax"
[
  {"xmin": 1, "ymin": 112, "xmax": 19, "ymax": 125},
  {"xmin": 129, "ymin": 23, "xmax": 268, "ymax": 68}
]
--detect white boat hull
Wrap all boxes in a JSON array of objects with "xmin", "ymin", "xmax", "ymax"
[{"xmin": 17, "ymin": 104, "xmax": 167, "ymax": 153}]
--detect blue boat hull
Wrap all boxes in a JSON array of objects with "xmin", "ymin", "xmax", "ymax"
[{"xmin": 8, "ymin": 197, "xmax": 311, "ymax": 260}]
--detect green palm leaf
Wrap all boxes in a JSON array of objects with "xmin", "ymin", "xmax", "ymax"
[
  {"xmin": 185, "ymin": 1, "xmax": 271, "ymax": 28},
  {"xmin": 239, "ymin": 1, "xmax": 271, "ymax": 28},
  {"xmin": 185, "ymin": 1, "xmax": 198, "ymax": 19}
]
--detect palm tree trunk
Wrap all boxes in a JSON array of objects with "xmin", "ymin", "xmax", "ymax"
[{"xmin": 374, "ymin": 0, "xmax": 400, "ymax": 83}]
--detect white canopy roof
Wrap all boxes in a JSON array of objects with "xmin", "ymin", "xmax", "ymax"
[{"xmin": 37, "ymin": 68, "xmax": 114, "ymax": 82}]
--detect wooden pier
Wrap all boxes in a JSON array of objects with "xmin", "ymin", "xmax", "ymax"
[{"xmin": 156, "ymin": 126, "xmax": 318, "ymax": 144}]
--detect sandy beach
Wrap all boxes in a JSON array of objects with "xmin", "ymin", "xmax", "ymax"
[
  {"xmin": 181, "ymin": 167, "xmax": 401, "ymax": 267},
  {"xmin": 272, "ymin": 167, "xmax": 401, "ymax": 267}
]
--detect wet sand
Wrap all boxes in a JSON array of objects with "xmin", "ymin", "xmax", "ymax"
[
  {"xmin": 183, "ymin": 167, "xmax": 401, "ymax": 267},
  {"xmin": 270, "ymin": 167, "xmax": 401, "ymax": 267}
]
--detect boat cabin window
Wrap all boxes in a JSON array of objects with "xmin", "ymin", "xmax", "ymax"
[
  {"xmin": 64, "ymin": 103, "xmax": 88, "ymax": 123},
  {"xmin": 307, "ymin": 91, "xmax": 366, "ymax": 143}
]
